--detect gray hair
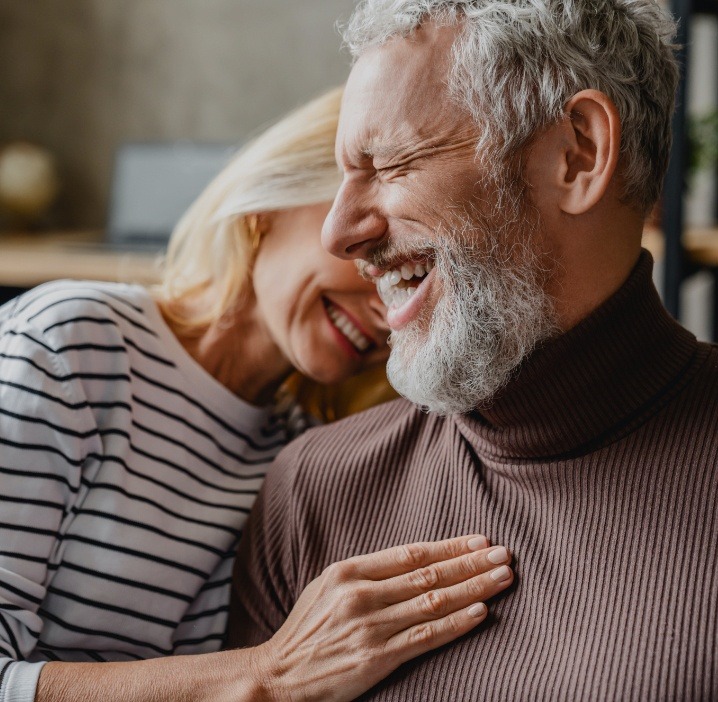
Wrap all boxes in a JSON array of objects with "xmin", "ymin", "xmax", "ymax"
[{"xmin": 342, "ymin": 0, "xmax": 679, "ymax": 215}]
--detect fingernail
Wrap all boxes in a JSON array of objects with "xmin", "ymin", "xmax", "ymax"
[
  {"xmin": 487, "ymin": 546, "xmax": 509, "ymax": 564},
  {"xmin": 490, "ymin": 565, "xmax": 512, "ymax": 582},
  {"xmin": 467, "ymin": 535, "xmax": 488, "ymax": 550},
  {"xmin": 468, "ymin": 602, "xmax": 487, "ymax": 618}
]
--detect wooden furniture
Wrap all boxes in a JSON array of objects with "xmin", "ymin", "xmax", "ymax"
[{"xmin": 0, "ymin": 230, "xmax": 162, "ymax": 304}]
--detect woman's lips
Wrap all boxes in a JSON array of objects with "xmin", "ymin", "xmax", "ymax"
[{"xmin": 323, "ymin": 298, "xmax": 376, "ymax": 355}]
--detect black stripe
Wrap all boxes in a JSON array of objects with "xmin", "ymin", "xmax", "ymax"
[
  {"xmin": 131, "ymin": 368, "xmax": 287, "ymax": 451},
  {"xmin": 43, "ymin": 316, "xmax": 118, "ymax": 333},
  {"xmin": 0, "ymin": 378, "xmax": 130, "ymax": 412},
  {"xmin": 35, "ymin": 643, "xmax": 143, "ymax": 661},
  {"xmin": 0, "ymin": 408, "xmax": 128, "ymax": 441},
  {"xmin": 199, "ymin": 576, "xmax": 232, "ymax": 593},
  {"xmin": 58, "ymin": 534, "xmax": 210, "ymax": 578},
  {"xmin": 56, "ymin": 561, "xmax": 193, "ymax": 604},
  {"xmin": 0, "ymin": 466, "xmax": 78, "ymax": 492},
  {"xmin": 173, "ymin": 632, "xmax": 224, "ymax": 649},
  {"xmin": 0, "ymin": 609, "xmax": 40, "ymax": 639},
  {"xmin": 0, "ymin": 494, "xmax": 65, "ymax": 511},
  {"xmin": 38, "ymin": 609, "xmax": 170, "ymax": 655},
  {"xmin": 51, "ymin": 337, "xmax": 175, "ymax": 369},
  {"xmin": 0, "ymin": 438, "xmax": 85, "ymax": 467},
  {"xmin": 133, "ymin": 394, "xmax": 282, "ymax": 463},
  {"xmin": 3, "ymin": 443, "xmax": 243, "ymax": 513},
  {"xmin": 0, "ymin": 407, "xmax": 99, "ymax": 439},
  {"xmin": 45, "ymin": 586, "xmax": 176, "ymax": 629},
  {"xmin": 130, "ymin": 425, "xmax": 269, "ymax": 480},
  {"xmin": 0, "ymin": 661, "xmax": 13, "ymax": 690},
  {"xmin": 70, "ymin": 509, "xmax": 228, "ymax": 557},
  {"xmin": 133, "ymin": 416, "xmax": 279, "ymax": 469},
  {"xmin": 27, "ymin": 296, "xmax": 156, "ymax": 337},
  {"xmin": 0, "ymin": 352, "xmax": 129, "ymax": 383},
  {"xmin": 0, "ymin": 521, "xmax": 58, "ymax": 538},
  {"xmin": 15, "ymin": 289, "xmax": 143, "ymax": 321},
  {"xmin": 0, "ymin": 551, "xmax": 47, "ymax": 565},
  {"xmin": 81, "ymin": 480, "xmax": 242, "ymax": 537},
  {"xmin": 181, "ymin": 604, "xmax": 229, "ymax": 623},
  {"xmin": 54, "ymin": 342, "xmax": 126, "ymax": 354},
  {"xmin": 0, "ymin": 612, "xmax": 24, "ymax": 657},
  {"xmin": 98, "ymin": 289, "xmax": 145, "ymax": 314},
  {"xmin": 123, "ymin": 336, "xmax": 176, "ymax": 367},
  {"xmin": 37, "ymin": 649, "xmax": 61, "ymax": 661},
  {"xmin": 90, "ymin": 452, "xmax": 256, "ymax": 511},
  {"xmin": 2, "ymin": 329, "xmax": 56, "ymax": 355}
]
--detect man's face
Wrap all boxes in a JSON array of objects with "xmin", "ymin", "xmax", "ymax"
[{"xmin": 323, "ymin": 23, "xmax": 556, "ymax": 414}]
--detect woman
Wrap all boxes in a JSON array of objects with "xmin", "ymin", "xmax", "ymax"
[{"xmin": 0, "ymin": 88, "xmax": 514, "ymax": 702}]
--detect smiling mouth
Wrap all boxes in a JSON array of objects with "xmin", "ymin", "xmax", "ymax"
[
  {"xmin": 375, "ymin": 259, "xmax": 435, "ymax": 309},
  {"xmin": 324, "ymin": 299, "xmax": 374, "ymax": 353}
]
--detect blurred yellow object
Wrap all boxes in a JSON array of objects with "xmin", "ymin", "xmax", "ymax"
[
  {"xmin": 0, "ymin": 141, "xmax": 60, "ymax": 222},
  {"xmin": 286, "ymin": 364, "xmax": 398, "ymax": 423}
]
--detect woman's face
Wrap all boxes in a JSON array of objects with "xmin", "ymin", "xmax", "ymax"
[{"xmin": 252, "ymin": 202, "xmax": 390, "ymax": 384}]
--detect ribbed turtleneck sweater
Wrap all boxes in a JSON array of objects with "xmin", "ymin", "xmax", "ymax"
[{"xmin": 231, "ymin": 252, "xmax": 718, "ymax": 701}]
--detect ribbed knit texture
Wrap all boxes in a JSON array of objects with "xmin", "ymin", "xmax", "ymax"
[{"xmin": 231, "ymin": 252, "xmax": 718, "ymax": 701}]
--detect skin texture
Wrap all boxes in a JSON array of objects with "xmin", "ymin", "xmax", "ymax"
[
  {"xmin": 322, "ymin": 22, "xmax": 645, "ymax": 333},
  {"xmin": 252, "ymin": 202, "xmax": 390, "ymax": 386},
  {"xmin": 161, "ymin": 202, "xmax": 390, "ymax": 405},
  {"xmin": 37, "ymin": 536, "xmax": 515, "ymax": 702}
]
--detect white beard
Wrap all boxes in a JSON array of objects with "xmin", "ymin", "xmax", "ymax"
[{"xmin": 386, "ymin": 213, "xmax": 557, "ymax": 416}]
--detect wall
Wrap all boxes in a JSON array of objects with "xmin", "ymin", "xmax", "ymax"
[{"xmin": 0, "ymin": 0, "xmax": 357, "ymax": 227}]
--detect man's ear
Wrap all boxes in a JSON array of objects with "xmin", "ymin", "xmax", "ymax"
[{"xmin": 558, "ymin": 89, "xmax": 621, "ymax": 215}]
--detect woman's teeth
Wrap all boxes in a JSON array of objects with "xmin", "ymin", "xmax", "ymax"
[
  {"xmin": 377, "ymin": 261, "xmax": 433, "ymax": 309},
  {"xmin": 326, "ymin": 303, "xmax": 372, "ymax": 352}
]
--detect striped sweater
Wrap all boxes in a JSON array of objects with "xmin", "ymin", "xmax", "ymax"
[
  {"xmin": 231, "ymin": 252, "xmax": 718, "ymax": 701},
  {"xmin": 0, "ymin": 280, "xmax": 304, "ymax": 702}
]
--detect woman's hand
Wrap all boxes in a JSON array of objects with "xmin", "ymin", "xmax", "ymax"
[{"xmin": 248, "ymin": 535, "xmax": 514, "ymax": 701}]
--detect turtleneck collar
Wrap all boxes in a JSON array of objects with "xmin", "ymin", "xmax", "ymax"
[{"xmin": 454, "ymin": 251, "xmax": 704, "ymax": 462}]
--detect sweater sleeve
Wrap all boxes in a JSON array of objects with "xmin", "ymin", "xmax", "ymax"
[
  {"xmin": 0, "ymin": 318, "xmax": 96, "ymax": 702},
  {"xmin": 227, "ymin": 435, "xmax": 307, "ymax": 649}
]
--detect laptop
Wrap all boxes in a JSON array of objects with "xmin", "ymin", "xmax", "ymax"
[{"xmin": 101, "ymin": 141, "xmax": 236, "ymax": 252}]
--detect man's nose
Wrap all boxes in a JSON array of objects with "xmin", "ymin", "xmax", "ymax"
[{"xmin": 322, "ymin": 181, "xmax": 386, "ymax": 260}]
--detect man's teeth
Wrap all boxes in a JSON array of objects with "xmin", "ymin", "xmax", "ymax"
[
  {"xmin": 377, "ymin": 261, "xmax": 433, "ymax": 308},
  {"xmin": 326, "ymin": 304, "xmax": 371, "ymax": 352}
]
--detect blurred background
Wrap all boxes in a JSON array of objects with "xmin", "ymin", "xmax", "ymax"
[
  {"xmin": 0, "ymin": 0, "xmax": 716, "ymax": 337},
  {"xmin": 0, "ymin": 0, "xmax": 356, "ymax": 228}
]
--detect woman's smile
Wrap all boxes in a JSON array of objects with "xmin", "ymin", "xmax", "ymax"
[{"xmin": 323, "ymin": 296, "xmax": 376, "ymax": 356}]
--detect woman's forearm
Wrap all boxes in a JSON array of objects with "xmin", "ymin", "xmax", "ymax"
[
  {"xmin": 36, "ymin": 535, "xmax": 515, "ymax": 702},
  {"xmin": 35, "ymin": 649, "xmax": 270, "ymax": 702}
]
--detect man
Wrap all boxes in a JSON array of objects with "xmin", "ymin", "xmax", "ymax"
[{"xmin": 232, "ymin": 1, "xmax": 718, "ymax": 699}]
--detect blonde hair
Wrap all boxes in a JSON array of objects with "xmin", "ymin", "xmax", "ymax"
[
  {"xmin": 157, "ymin": 86, "xmax": 344, "ymax": 333},
  {"xmin": 156, "ymin": 86, "xmax": 397, "ymax": 419}
]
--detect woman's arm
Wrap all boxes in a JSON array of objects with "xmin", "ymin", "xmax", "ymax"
[{"xmin": 37, "ymin": 535, "xmax": 513, "ymax": 702}]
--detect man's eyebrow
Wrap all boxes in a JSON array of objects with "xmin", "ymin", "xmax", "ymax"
[{"xmin": 361, "ymin": 140, "xmax": 411, "ymax": 162}]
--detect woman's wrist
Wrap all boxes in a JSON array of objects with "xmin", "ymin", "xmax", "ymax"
[{"xmin": 228, "ymin": 643, "xmax": 284, "ymax": 702}]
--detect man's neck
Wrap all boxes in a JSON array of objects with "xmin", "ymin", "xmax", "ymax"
[{"xmin": 546, "ymin": 210, "xmax": 644, "ymax": 331}]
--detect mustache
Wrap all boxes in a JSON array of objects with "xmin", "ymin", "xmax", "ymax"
[{"xmin": 354, "ymin": 238, "xmax": 439, "ymax": 281}]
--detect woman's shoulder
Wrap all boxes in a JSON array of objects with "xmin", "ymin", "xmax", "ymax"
[
  {"xmin": 2, "ymin": 279, "xmax": 150, "ymax": 327},
  {"xmin": 1, "ymin": 280, "xmax": 156, "ymax": 346}
]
